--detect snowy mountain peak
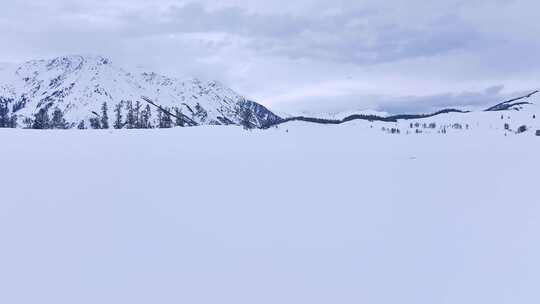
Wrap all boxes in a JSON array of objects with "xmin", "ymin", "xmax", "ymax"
[
  {"xmin": 17, "ymin": 55, "xmax": 111, "ymax": 77},
  {"xmin": 0, "ymin": 55, "xmax": 281, "ymax": 128}
]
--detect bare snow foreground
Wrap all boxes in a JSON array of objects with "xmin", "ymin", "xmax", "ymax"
[{"xmin": 1, "ymin": 124, "xmax": 539, "ymax": 304}]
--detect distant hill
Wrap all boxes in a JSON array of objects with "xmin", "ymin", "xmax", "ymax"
[{"xmin": 0, "ymin": 55, "xmax": 281, "ymax": 129}]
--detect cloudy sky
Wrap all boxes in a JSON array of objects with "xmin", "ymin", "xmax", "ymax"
[{"xmin": 1, "ymin": 0, "xmax": 539, "ymax": 114}]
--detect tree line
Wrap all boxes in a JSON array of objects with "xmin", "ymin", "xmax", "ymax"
[
  {"xmin": 1, "ymin": 99, "xmax": 256, "ymax": 130},
  {"xmin": 0, "ymin": 99, "xmax": 17, "ymax": 128},
  {"xmin": 13, "ymin": 101, "xmax": 190, "ymax": 130}
]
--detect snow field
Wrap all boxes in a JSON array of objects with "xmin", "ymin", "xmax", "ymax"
[{"xmin": 0, "ymin": 124, "xmax": 539, "ymax": 304}]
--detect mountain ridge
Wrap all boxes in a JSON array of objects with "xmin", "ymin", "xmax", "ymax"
[{"xmin": 0, "ymin": 55, "xmax": 282, "ymax": 128}]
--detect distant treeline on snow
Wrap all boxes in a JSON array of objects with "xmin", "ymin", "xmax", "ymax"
[{"xmin": 261, "ymin": 91, "xmax": 538, "ymax": 129}]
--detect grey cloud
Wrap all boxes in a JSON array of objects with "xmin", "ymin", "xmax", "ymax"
[
  {"xmin": 0, "ymin": 0, "xmax": 539, "ymax": 114},
  {"xmin": 112, "ymin": 2, "xmax": 483, "ymax": 65},
  {"xmin": 275, "ymin": 86, "xmax": 537, "ymax": 115},
  {"xmin": 377, "ymin": 86, "xmax": 516, "ymax": 114}
]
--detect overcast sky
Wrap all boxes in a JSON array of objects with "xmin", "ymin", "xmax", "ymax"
[{"xmin": 1, "ymin": 0, "xmax": 539, "ymax": 113}]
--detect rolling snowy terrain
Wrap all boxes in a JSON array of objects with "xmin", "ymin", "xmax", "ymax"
[
  {"xmin": 0, "ymin": 55, "xmax": 281, "ymax": 128},
  {"xmin": 2, "ymin": 0, "xmax": 539, "ymax": 302},
  {"xmin": 1, "ymin": 55, "xmax": 539, "ymax": 304},
  {"xmin": 1, "ymin": 104, "xmax": 539, "ymax": 303}
]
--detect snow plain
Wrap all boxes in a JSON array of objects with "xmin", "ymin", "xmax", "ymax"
[{"xmin": 0, "ymin": 119, "xmax": 539, "ymax": 304}]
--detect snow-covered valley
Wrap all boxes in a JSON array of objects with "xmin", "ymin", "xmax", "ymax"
[
  {"xmin": 1, "ymin": 115, "xmax": 539, "ymax": 303},
  {"xmin": 3, "ymin": 0, "xmax": 540, "ymax": 300}
]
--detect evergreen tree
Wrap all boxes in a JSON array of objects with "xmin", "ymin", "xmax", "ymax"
[
  {"xmin": 160, "ymin": 107, "xmax": 173, "ymax": 128},
  {"xmin": 194, "ymin": 103, "xmax": 208, "ymax": 121},
  {"xmin": 23, "ymin": 117, "xmax": 33, "ymax": 129},
  {"xmin": 8, "ymin": 114, "xmax": 17, "ymax": 128},
  {"xmin": 77, "ymin": 120, "xmax": 86, "ymax": 129},
  {"xmin": 101, "ymin": 102, "xmax": 109, "ymax": 129},
  {"xmin": 114, "ymin": 102, "xmax": 123, "ymax": 129},
  {"xmin": 134, "ymin": 101, "xmax": 141, "ymax": 128},
  {"xmin": 157, "ymin": 108, "xmax": 163, "ymax": 128},
  {"xmin": 125, "ymin": 101, "xmax": 135, "ymax": 129},
  {"xmin": 89, "ymin": 117, "xmax": 101, "ymax": 129},
  {"xmin": 0, "ymin": 100, "xmax": 9, "ymax": 128},
  {"xmin": 140, "ymin": 104, "xmax": 152, "ymax": 129},
  {"xmin": 51, "ymin": 107, "xmax": 68, "ymax": 129},
  {"xmin": 165, "ymin": 107, "xmax": 173, "ymax": 128},
  {"xmin": 32, "ymin": 108, "xmax": 50, "ymax": 129},
  {"xmin": 239, "ymin": 106, "xmax": 254, "ymax": 130},
  {"xmin": 174, "ymin": 107, "xmax": 185, "ymax": 127}
]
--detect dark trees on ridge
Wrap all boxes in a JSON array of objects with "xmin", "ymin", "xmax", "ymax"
[
  {"xmin": 32, "ymin": 108, "xmax": 50, "ymax": 129},
  {"xmin": 114, "ymin": 102, "xmax": 124, "ymax": 129},
  {"xmin": 51, "ymin": 107, "xmax": 68, "ymax": 129},
  {"xmin": 101, "ymin": 102, "xmax": 109, "ymax": 129}
]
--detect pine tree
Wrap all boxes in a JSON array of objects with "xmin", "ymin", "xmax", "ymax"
[
  {"xmin": 134, "ymin": 101, "xmax": 141, "ymax": 129},
  {"xmin": 166, "ymin": 108, "xmax": 173, "ymax": 128},
  {"xmin": 174, "ymin": 107, "xmax": 185, "ymax": 127},
  {"xmin": 51, "ymin": 107, "xmax": 68, "ymax": 129},
  {"xmin": 8, "ymin": 114, "xmax": 17, "ymax": 128},
  {"xmin": 161, "ymin": 107, "xmax": 172, "ymax": 128},
  {"xmin": 239, "ymin": 106, "xmax": 254, "ymax": 130},
  {"xmin": 140, "ymin": 104, "xmax": 152, "ymax": 129},
  {"xmin": 157, "ymin": 108, "xmax": 163, "ymax": 128},
  {"xmin": 0, "ymin": 100, "xmax": 9, "ymax": 128},
  {"xmin": 23, "ymin": 117, "xmax": 33, "ymax": 129},
  {"xmin": 114, "ymin": 102, "xmax": 123, "ymax": 129},
  {"xmin": 32, "ymin": 108, "xmax": 50, "ymax": 129},
  {"xmin": 125, "ymin": 101, "xmax": 135, "ymax": 129},
  {"xmin": 194, "ymin": 103, "xmax": 207, "ymax": 121},
  {"xmin": 89, "ymin": 117, "xmax": 101, "ymax": 129},
  {"xmin": 77, "ymin": 120, "xmax": 86, "ymax": 129},
  {"xmin": 101, "ymin": 102, "xmax": 109, "ymax": 129}
]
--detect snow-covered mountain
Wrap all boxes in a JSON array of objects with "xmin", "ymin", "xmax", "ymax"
[{"xmin": 0, "ymin": 55, "xmax": 281, "ymax": 128}]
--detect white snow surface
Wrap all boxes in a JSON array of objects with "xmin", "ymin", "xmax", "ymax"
[{"xmin": 1, "ymin": 112, "xmax": 539, "ymax": 303}]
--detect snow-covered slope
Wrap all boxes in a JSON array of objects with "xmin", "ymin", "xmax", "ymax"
[
  {"xmin": 341, "ymin": 103, "xmax": 540, "ymax": 136},
  {"xmin": 0, "ymin": 125, "xmax": 539, "ymax": 304},
  {"xmin": 276, "ymin": 100, "xmax": 539, "ymax": 136},
  {"xmin": 0, "ymin": 55, "xmax": 281, "ymax": 128}
]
